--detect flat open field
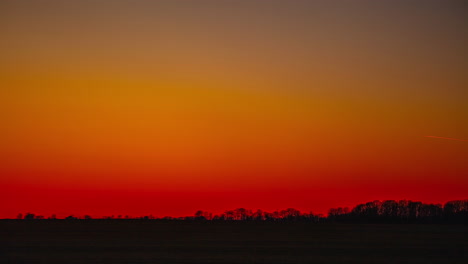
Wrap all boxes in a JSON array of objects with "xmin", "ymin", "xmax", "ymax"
[{"xmin": 1, "ymin": 221, "xmax": 467, "ymax": 263}]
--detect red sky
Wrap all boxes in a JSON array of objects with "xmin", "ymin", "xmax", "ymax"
[{"xmin": 1, "ymin": 1, "xmax": 467, "ymax": 218}]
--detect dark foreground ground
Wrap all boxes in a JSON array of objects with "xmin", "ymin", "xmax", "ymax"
[{"xmin": 1, "ymin": 221, "xmax": 467, "ymax": 264}]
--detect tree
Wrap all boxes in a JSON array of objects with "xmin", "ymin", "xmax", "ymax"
[
  {"xmin": 194, "ymin": 210, "xmax": 208, "ymax": 220},
  {"xmin": 24, "ymin": 213, "xmax": 35, "ymax": 220}
]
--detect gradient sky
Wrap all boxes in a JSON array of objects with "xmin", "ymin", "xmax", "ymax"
[{"xmin": 1, "ymin": 0, "xmax": 467, "ymax": 218}]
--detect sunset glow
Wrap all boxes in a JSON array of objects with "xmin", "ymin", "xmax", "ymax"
[{"xmin": 1, "ymin": 0, "xmax": 467, "ymax": 218}]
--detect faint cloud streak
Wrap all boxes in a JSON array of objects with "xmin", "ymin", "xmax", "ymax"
[{"xmin": 425, "ymin": 136, "xmax": 468, "ymax": 142}]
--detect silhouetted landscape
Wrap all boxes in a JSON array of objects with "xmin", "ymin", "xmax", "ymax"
[
  {"xmin": 2, "ymin": 200, "xmax": 467, "ymax": 263},
  {"xmin": 11, "ymin": 199, "xmax": 468, "ymax": 224},
  {"xmin": 2, "ymin": 0, "xmax": 467, "ymax": 263}
]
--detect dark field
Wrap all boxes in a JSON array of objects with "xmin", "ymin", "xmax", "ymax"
[{"xmin": 1, "ymin": 221, "xmax": 467, "ymax": 263}]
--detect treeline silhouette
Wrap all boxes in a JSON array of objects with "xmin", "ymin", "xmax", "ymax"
[{"xmin": 15, "ymin": 199, "xmax": 468, "ymax": 224}]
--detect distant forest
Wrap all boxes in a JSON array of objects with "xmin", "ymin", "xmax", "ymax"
[{"xmin": 15, "ymin": 200, "xmax": 468, "ymax": 224}]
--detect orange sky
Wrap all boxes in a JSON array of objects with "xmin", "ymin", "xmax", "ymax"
[{"xmin": 1, "ymin": 0, "xmax": 467, "ymax": 218}]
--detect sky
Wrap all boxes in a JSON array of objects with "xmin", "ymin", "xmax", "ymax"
[{"xmin": 1, "ymin": 0, "xmax": 467, "ymax": 218}]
